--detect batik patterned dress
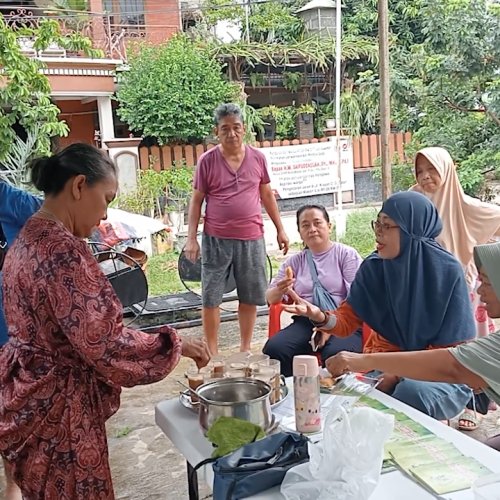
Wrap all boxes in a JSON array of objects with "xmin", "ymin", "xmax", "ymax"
[{"xmin": 0, "ymin": 217, "xmax": 181, "ymax": 499}]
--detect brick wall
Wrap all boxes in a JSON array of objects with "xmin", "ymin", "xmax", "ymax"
[{"xmin": 144, "ymin": 0, "xmax": 180, "ymax": 43}]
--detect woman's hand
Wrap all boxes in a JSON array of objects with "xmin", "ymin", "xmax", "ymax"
[
  {"xmin": 310, "ymin": 328, "xmax": 330, "ymax": 351},
  {"xmin": 376, "ymin": 373, "xmax": 400, "ymax": 394},
  {"xmin": 276, "ymin": 276, "xmax": 294, "ymax": 296},
  {"xmin": 283, "ymin": 289, "xmax": 324, "ymax": 323},
  {"xmin": 180, "ymin": 337, "xmax": 211, "ymax": 368},
  {"xmin": 325, "ymin": 351, "xmax": 365, "ymax": 377}
]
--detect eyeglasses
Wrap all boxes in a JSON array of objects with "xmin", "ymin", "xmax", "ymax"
[{"xmin": 371, "ymin": 220, "xmax": 399, "ymax": 233}]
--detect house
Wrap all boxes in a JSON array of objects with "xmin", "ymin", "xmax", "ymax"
[{"xmin": 2, "ymin": 0, "xmax": 181, "ymax": 191}]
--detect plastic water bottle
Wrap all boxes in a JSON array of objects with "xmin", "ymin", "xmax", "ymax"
[{"xmin": 293, "ymin": 355, "xmax": 321, "ymax": 433}]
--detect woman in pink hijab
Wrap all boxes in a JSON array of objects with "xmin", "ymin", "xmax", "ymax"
[{"xmin": 413, "ymin": 146, "xmax": 500, "ymax": 429}]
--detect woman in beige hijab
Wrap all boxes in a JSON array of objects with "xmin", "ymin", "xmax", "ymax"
[{"xmin": 412, "ymin": 146, "xmax": 500, "ymax": 429}]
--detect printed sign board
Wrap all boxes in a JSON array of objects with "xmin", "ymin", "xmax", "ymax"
[{"xmin": 260, "ymin": 138, "xmax": 354, "ymax": 199}]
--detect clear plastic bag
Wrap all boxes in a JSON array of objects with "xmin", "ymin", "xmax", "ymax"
[{"xmin": 280, "ymin": 405, "xmax": 394, "ymax": 500}]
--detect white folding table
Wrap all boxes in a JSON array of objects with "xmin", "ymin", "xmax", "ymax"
[{"xmin": 155, "ymin": 383, "xmax": 500, "ymax": 499}]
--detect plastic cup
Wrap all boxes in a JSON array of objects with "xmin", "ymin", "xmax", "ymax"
[
  {"xmin": 245, "ymin": 354, "xmax": 270, "ymax": 377},
  {"xmin": 224, "ymin": 362, "xmax": 248, "ymax": 378},
  {"xmin": 255, "ymin": 359, "xmax": 281, "ymax": 404},
  {"xmin": 226, "ymin": 352, "xmax": 250, "ymax": 366},
  {"xmin": 473, "ymin": 473, "xmax": 500, "ymax": 500},
  {"xmin": 186, "ymin": 366, "xmax": 204, "ymax": 403},
  {"xmin": 210, "ymin": 355, "xmax": 226, "ymax": 378},
  {"xmin": 199, "ymin": 365, "xmax": 214, "ymax": 383}
]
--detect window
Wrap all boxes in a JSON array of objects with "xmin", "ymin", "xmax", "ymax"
[{"xmin": 103, "ymin": 0, "xmax": 145, "ymax": 26}]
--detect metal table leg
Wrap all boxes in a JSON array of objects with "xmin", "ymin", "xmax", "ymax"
[{"xmin": 187, "ymin": 461, "xmax": 199, "ymax": 500}]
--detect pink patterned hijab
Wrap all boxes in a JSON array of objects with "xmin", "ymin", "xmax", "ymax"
[{"xmin": 411, "ymin": 147, "xmax": 500, "ymax": 283}]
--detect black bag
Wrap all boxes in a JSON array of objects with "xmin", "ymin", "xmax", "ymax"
[
  {"xmin": 192, "ymin": 431, "xmax": 309, "ymax": 500},
  {"xmin": 305, "ymin": 249, "xmax": 338, "ymax": 311}
]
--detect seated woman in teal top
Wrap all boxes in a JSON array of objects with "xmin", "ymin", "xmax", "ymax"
[
  {"xmin": 0, "ymin": 181, "xmax": 42, "ymax": 345},
  {"xmin": 327, "ymin": 240, "xmax": 500, "ymax": 449}
]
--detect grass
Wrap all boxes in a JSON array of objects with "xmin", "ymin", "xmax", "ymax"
[
  {"xmin": 337, "ymin": 207, "xmax": 379, "ymax": 258},
  {"xmin": 114, "ymin": 426, "xmax": 133, "ymax": 438},
  {"xmin": 146, "ymin": 251, "xmax": 282, "ymax": 297},
  {"xmin": 145, "ymin": 208, "xmax": 378, "ymax": 297},
  {"xmin": 146, "ymin": 251, "xmax": 186, "ymax": 297}
]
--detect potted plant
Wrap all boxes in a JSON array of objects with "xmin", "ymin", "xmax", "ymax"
[
  {"xmin": 296, "ymin": 103, "xmax": 316, "ymax": 124},
  {"xmin": 112, "ymin": 167, "xmax": 167, "ymax": 218},
  {"xmin": 164, "ymin": 161, "xmax": 194, "ymax": 234},
  {"xmin": 282, "ymin": 71, "xmax": 303, "ymax": 93},
  {"xmin": 249, "ymin": 72, "xmax": 266, "ymax": 89},
  {"xmin": 258, "ymin": 105, "xmax": 280, "ymax": 140},
  {"xmin": 239, "ymin": 101, "xmax": 266, "ymax": 144}
]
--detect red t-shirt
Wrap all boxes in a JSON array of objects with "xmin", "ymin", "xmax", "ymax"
[{"xmin": 194, "ymin": 145, "xmax": 271, "ymax": 240}]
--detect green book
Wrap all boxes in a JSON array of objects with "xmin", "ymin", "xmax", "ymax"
[
  {"xmin": 389, "ymin": 437, "xmax": 463, "ymax": 470},
  {"xmin": 410, "ymin": 456, "xmax": 493, "ymax": 495}
]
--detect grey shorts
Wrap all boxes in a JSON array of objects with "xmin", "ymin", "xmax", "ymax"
[{"xmin": 201, "ymin": 234, "xmax": 267, "ymax": 308}]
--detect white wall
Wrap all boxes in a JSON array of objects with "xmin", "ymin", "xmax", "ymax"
[{"xmin": 108, "ymin": 147, "xmax": 139, "ymax": 194}]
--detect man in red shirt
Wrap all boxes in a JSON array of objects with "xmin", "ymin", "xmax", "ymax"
[{"xmin": 185, "ymin": 103, "xmax": 289, "ymax": 355}]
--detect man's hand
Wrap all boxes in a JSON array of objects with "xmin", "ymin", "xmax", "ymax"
[
  {"xmin": 283, "ymin": 289, "xmax": 323, "ymax": 322},
  {"xmin": 183, "ymin": 238, "xmax": 200, "ymax": 264},
  {"xmin": 277, "ymin": 229, "xmax": 289, "ymax": 255},
  {"xmin": 325, "ymin": 351, "xmax": 364, "ymax": 377},
  {"xmin": 180, "ymin": 337, "xmax": 211, "ymax": 368}
]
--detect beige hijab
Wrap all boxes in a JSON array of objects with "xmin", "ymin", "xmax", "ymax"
[{"xmin": 411, "ymin": 147, "xmax": 500, "ymax": 283}]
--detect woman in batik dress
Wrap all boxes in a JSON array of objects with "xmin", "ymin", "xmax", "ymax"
[{"xmin": 0, "ymin": 144, "xmax": 210, "ymax": 500}]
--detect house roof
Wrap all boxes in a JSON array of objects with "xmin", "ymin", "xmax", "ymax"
[{"xmin": 296, "ymin": 0, "xmax": 337, "ymax": 13}]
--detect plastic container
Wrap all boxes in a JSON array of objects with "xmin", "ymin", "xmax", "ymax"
[
  {"xmin": 473, "ymin": 473, "xmax": 500, "ymax": 500},
  {"xmin": 293, "ymin": 355, "xmax": 321, "ymax": 433}
]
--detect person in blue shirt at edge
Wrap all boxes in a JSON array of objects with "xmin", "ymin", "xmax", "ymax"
[{"xmin": 0, "ymin": 180, "xmax": 42, "ymax": 500}]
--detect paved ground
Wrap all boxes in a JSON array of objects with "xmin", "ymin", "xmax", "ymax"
[{"xmin": 1, "ymin": 312, "xmax": 499, "ymax": 499}]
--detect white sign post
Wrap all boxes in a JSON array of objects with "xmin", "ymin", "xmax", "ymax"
[{"xmin": 260, "ymin": 139, "xmax": 354, "ymax": 200}]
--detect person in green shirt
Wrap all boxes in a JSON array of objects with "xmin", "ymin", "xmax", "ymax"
[{"xmin": 326, "ymin": 241, "xmax": 500, "ymax": 450}]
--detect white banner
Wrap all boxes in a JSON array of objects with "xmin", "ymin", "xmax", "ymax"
[{"xmin": 260, "ymin": 138, "xmax": 354, "ymax": 199}]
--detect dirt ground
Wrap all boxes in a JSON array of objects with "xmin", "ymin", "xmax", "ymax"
[{"xmin": 1, "ymin": 314, "xmax": 499, "ymax": 499}]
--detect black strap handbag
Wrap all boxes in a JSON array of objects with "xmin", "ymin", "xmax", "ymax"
[{"xmin": 191, "ymin": 431, "xmax": 309, "ymax": 500}]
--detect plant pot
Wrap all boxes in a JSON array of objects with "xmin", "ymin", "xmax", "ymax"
[
  {"xmin": 169, "ymin": 211, "xmax": 185, "ymax": 234},
  {"xmin": 326, "ymin": 119, "xmax": 336, "ymax": 129}
]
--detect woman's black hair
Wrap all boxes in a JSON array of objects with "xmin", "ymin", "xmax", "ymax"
[
  {"xmin": 30, "ymin": 143, "xmax": 117, "ymax": 195},
  {"xmin": 296, "ymin": 204, "xmax": 330, "ymax": 229}
]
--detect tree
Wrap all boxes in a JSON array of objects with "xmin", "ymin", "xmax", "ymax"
[
  {"xmin": 394, "ymin": 0, "xmax": 500, "ymax": 196},
  {"xmin": 116, "ymin": 35, "xmax": 235, "ymax": 144},
  {"xmin": 201, "ymin": 0, "xmax": 244, "ymax": 27},
  {"xmin": 0, "ymin": 17, "xmax": 102, "ymax": 162},
  {"xmin": 334, "ymin": 0, "xmax": 499, "ymax": 197},
  {"xmin": 248, "ymin": 1, "xmax": 304, "ymax": 43}
]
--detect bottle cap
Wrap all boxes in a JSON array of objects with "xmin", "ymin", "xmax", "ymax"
[{"xmin": 293, "ymin": 355, "xmax": 319, "ymax": 377}]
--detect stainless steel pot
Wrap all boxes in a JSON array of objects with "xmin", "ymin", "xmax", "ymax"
[{"xmin": 196, "ymin": 378, "xmax": 273, "ymax": 434}]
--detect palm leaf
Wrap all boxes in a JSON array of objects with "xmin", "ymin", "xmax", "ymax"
[{"xmin": 0, "ymin": 132, "xmax": 38, "ymax": 187}]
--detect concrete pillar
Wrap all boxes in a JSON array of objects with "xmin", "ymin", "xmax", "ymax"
[
  {"xmin": 89, "ymin": 0, "xmax": 108, "ymax": 55},
  {"xmin": 97, "ymin": 96, "xmax": 115, "ymax": 147}
]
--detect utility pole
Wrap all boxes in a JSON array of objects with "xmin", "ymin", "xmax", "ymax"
[
  {"xmin": 334, "ymin": 0, "xmax": 346, "ymax": 239},
  {"xmin": 245, "ymin": 0, "xmax": 251, "ymax": 43},
  {"xmin": 378, "ymin": 0, "xmax": 391, "ymax": 199}
]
